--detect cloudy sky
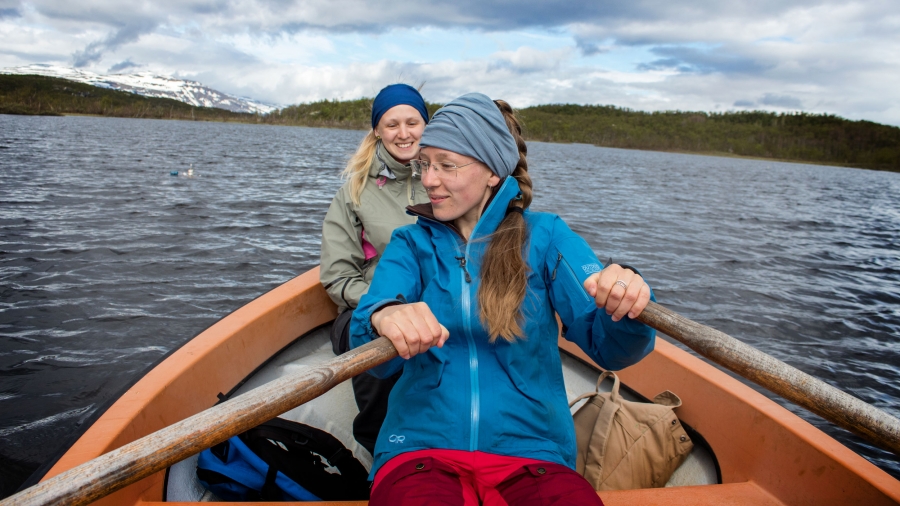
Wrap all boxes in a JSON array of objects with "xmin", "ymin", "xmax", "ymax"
[{"xmin": 2, "ymin": 0, "xmax": 899, "ymax": 125}]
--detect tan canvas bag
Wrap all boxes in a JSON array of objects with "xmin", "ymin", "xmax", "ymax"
[{"xmin": 570, "ymin": 371, "xmax": 694, "ymax": 490}]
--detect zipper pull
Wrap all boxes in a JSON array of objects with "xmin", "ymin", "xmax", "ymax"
[
  {"xmin": 551, "ymin": 252, "xmax": 563, "ymax": 281},
  {"xmin": 455, "ymin": 256, "xmax": 472, "ymax": 283}
]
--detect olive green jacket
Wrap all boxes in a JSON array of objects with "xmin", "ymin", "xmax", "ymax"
[{"xmin": 320, "ymin": 143, "xmax": 430, "ymax": 310}]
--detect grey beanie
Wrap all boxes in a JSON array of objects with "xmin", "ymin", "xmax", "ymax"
[{"xmin": 419, "ymin": 93, "xmax": 519, "ymax": 179}]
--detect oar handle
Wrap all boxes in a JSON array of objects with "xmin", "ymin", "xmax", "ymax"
[
  {"xmin": 0, "ymin": 337, "xmax": 399, "ymax": 506},
  {"xmin": 636, "ymin": 300, "xmax": 900, "ymax": 456}
]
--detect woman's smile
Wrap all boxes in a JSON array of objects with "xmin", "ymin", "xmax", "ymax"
[
  {"xmin": 428, "ymin": 192, "xmax": 449, "ymax": 205},
  {"xmin": 375, "ymin": 104, "xmax": 425, "ymax": 164}
]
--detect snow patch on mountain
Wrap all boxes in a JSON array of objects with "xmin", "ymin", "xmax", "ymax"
[{"xmin": 1, "ymin": 64, "xmax": 278, "ymax": 114}]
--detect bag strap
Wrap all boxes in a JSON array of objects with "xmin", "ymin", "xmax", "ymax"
[
  {"xmin": 606, "ymin": 371, "xmax": 621, "ymax": 402},
  {"xmin": 569, "ymin": 370, "xmax": 621, "ymax": 408},
  {"xmin": 260, "ymin": 464, "xmax": 281, "ymax": 501},
  {"xmin": 569, "ymin": 391, "xmax": 596, "ymax": 408},
  {"xmin": 582, "ymin": 377, "xmax": 621, "ymax": 486}
]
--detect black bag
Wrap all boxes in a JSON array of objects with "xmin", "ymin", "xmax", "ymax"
[{"xmin": 197, "ymin": 417, "xmax": 370, "ymax": 501}]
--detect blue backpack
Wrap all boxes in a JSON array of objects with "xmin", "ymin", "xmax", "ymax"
[{"xmin": 196, "ymin": 417, "xmax": 370, "ymax": 501}]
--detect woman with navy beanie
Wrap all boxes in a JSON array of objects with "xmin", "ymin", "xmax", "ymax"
[
  {"xmin": 350, "ymin": 94, "xmax": 656, "ymax": 505},
  {"xmin": 320, "ymin": 84, "xmax": 431, "ymax": 455}
]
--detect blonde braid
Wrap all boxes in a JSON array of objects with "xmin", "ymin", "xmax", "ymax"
[{"xmin": 478, "ymin": 100, "xmax": 532, "ymax": 343}]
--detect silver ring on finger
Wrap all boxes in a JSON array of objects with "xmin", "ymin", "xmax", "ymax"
[{"xmin": 615, "ymin": 279, "xmax": 628, "ymax": 290}]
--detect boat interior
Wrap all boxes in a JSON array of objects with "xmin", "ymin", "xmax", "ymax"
[{"xmin": 163, "ymin": 324, "xmax": 721, "ymax": 501}]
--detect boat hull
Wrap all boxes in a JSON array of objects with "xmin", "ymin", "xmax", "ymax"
[{"xmin": 38, "ymin": 268, "xmax": 900, "ymax": 505}]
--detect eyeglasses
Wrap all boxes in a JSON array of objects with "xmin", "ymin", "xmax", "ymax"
[{"xmin": 409, "ymin": 159, "xmax": 477, "ymax": 178}]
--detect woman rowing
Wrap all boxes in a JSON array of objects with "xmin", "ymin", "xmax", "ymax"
[
  {"xmin": 350, "ymin": 93, "xmax": 656, "ymax": 505},
  {"xmin": 320, "ymin": 83, "xmax": 431, "ymax": 453}
]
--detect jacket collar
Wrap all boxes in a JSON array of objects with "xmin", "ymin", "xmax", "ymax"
[
  {"xmin": 471, "ymin": 176, "xmax": 522, "ymax": 242},
  {"xmin": 369, "ymin": 141, "xmax": 415, "ymax": 180},
  {"xmin": 407, "ymin": 176, "xmax": 522, "ymax": 242}
]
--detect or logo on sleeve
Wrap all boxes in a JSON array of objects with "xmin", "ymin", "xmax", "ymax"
[{"xmin": 581, "ymin": 263, "xmax": 601, "ymax": 275}]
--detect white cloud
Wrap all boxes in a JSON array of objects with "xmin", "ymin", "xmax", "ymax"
[
  {"xmin": 1, "ymin": 0, "xmax": 899, "ymax": 125},
  {"xmin": 491, "ymin": 46, "xmax": 571, "ymax": 73}
]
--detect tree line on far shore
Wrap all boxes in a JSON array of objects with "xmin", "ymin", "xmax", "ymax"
[{"xmin": 2, "ymin": 74, "xmax": 898, "ymax": 172}]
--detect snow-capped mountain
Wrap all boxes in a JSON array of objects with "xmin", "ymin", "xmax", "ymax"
[{"xmin": 1, "ymin": 64, "xmax": 278, "ymax": 114}]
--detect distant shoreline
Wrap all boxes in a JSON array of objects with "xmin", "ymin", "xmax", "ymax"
[
  {"xmin": 32, "ymin": 113, "xmax": 876, "ymax": 171},
  {"xmin": 2, "ymin": 74, "xmax": 898, "ymax": 173},
  {"xmin": 2, "ymin": 111, "xmax": 884, "ymax": 172}
]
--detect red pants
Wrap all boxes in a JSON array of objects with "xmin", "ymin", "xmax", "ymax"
[{"xmin": 370, "ymin": 449, "xmax": 604, "ymax": 506}]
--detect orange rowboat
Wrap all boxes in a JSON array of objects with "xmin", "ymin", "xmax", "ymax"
[{"xmin": 15, "ymin": 268, "xmax": 900, "ymax": 505}]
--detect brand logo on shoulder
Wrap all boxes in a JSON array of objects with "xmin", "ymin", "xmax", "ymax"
[
  {"xmin": 388, "ymin": 434, "xmax": 406, "ymax": 443},
  {"xmin": 582, "ymin": 263, "xmax": 601, "ymax": 275}
]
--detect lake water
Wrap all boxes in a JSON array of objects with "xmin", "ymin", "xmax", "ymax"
[{"xmin": 1, "ymin": 114, "xmax": 898, "ymax": 496}]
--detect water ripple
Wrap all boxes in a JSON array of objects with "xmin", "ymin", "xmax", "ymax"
[{"xmin": 0, "ymin": 406, "xmax": 95, "ymax": 438}]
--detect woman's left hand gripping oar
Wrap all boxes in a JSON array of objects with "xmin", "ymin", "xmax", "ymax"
[{"xmin": 583, "ymin": 264, "xmax": 651, "ymax": 322}]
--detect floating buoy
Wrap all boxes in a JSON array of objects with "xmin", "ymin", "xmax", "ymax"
[{"xmin": 170, "ymin": 171, "xmax": 179, "ymax": 176}]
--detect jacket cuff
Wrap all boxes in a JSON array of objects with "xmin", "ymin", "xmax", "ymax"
[
  {"xmin": 618, "ymin": 264, "xmax": 638, "ymax": 275},
  {"xmin": 364, "ymin": 299, "xmax": 404, "ymax": 340}
]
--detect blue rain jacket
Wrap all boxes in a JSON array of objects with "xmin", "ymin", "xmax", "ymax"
[{"xmin": 350, "ymin": 177, "xmax": 656, "ymax": 477}]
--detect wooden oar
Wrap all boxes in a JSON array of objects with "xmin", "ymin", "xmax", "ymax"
[
  {"xmin": 5, "ymin": 302, "xmax": 900, "ymax": 506},
  {"xmin": 635, "ymin": 301, "xmax": 900, "ymax": 456},
  {"xmin": 0, "ymin": 336, "xmax": 400, "ymax": 506}
]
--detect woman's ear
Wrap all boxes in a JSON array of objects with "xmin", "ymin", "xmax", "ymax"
[{"xmin": 488, "ymin": 174, "xmax": 501, "ymax": 188}]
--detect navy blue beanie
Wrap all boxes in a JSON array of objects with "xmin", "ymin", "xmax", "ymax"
[{"xmin": 371, "ymin": 84, "xmax": 429, "ymax": 129}]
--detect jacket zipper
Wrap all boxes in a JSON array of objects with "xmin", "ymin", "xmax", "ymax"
[
  {"xmin": 455, "ymin": 256, "xmax": 472, "ymax": 282},
  {"xmin": 456, "ymin": 240, "xmax": 480, "ymax": 451},
  {"xmin": 557, "ymin": 252, "xmax": 593, "ymax": 306},
  {"xmin": 551, "ymin": 252, "xmax": 563, "ymax": 281},
  {"xmin": 409, "ymin": 212, "xmax": 480, "ymax": 452}
]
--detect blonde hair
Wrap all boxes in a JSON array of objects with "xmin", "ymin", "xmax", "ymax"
[
  {"xmin": 342, "ymin": 130, "xmax": 379, "ymax": 206},
  {"xmin": 478, "ymin": 100, "xmax": 533, "ymax": 343}
]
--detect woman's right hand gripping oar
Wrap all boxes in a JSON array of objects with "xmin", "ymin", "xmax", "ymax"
[{"xmin": 371, "ymin": 303, "xmax": 450, "ymax": 359}]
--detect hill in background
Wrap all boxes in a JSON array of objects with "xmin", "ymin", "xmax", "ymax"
[
  {"xmin": 2, "ymin": 64, "xmax": 276, "ymax": 114},
  {"xmin": 521, "ymin": 104, "xmax": 900, "ymax": 171},
  {"xmin": 0, "ymin": 74, "xmax": 260, "ymax": 122},
  {"xmin": 2, "ymin": 74, "xmax": 898, "ymax": 172}
]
